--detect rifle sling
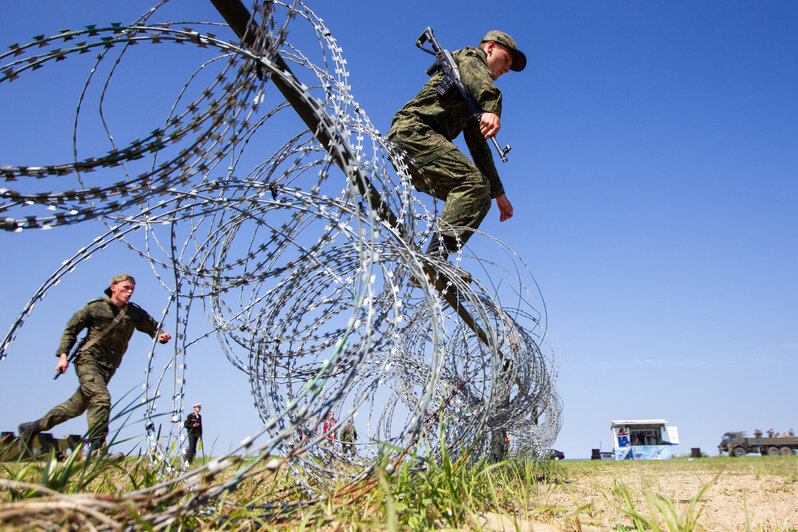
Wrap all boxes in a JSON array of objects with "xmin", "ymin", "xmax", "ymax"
[{"xmin": 69, "ymin": 303, "xmax": 128, "ymax": 362}]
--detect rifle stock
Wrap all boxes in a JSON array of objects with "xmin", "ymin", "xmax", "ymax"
[{"xmin": 53, "ymin": 335, "xmax": 87, "ymax": 380}]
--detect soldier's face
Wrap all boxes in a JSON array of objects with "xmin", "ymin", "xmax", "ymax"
[
  {"xmin": 110, "ymin": 280, "xmax": 135, "ymax": 305},
  {"xmin": 486, "ymin": 42, "xmax": 513, "ymax": 81}
]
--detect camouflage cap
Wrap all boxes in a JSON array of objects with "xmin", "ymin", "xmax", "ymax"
[
  {"xmin": 104, "ymin": 273, "xmax": 135, "ymax": 296},
  {"xmin": 480, "ymin": 30, "xmax": 526, "ymax": 72}
]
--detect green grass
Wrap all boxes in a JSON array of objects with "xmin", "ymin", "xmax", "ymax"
[{"xmin": 2, "ymin": 450, "xmax": 797, "ymax": 530}]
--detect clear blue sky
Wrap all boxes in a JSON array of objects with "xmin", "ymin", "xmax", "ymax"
[{"xmin": 1, "ymin": 1, "xmax": 796, "ymax": 460}]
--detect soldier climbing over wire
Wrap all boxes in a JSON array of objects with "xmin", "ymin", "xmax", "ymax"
[
  {"xmin": 17, "ymin": 273, "xmax": 171, "ymax": 458},
  {"xmin": 388, "ymin": 30, "xmax": 526, "ymax": 268}
]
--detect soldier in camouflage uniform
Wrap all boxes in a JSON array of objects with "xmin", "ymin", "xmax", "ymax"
[
  {"xmin": 18, "ymin": 273, "xmax": 171, "ymax": 454},
  {"xmin": 388, "ymin": 30, "xmax": 526, "ymax": 259},
  {"xmin": 339, "ymin": 419, "xmax": 357, "ymax": 456}
]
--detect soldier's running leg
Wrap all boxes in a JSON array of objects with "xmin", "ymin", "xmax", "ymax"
[
  {"xmin": 19, "ymin": 365, "xmax": 96, "ymax": 454},
  {"xmin": 39, "ymin": 384, "xmax": 91, "ymax": 433},
  {"xmin": 19, "ymin": 364, "xmax": 106, "ymax": 450},
  {"xmin": 73, "ymin": 363, "xmax": 113, "ymax": 449}
]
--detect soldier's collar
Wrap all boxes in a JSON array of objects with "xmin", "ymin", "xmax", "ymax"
[
  {"xmin": 105, "ymin": 297, "xmax": 129, "ymax": 309},
  {"xmin": 474, "ymin": 46, "xmax": 488, "ymax": 65}
]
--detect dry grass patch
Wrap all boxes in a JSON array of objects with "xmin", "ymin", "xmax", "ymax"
[{"xmin": 538, "ymin": 456, "xmax": 798, "ymax": 531}]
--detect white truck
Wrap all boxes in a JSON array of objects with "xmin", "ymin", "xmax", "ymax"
[{"xmin": 611, "ymin": 419, "xmax": 679, "ymax": 460}]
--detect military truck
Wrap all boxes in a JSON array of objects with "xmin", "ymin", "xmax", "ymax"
[{"xmin": 718, "ymin": 431, "xmax": 798, "ymax": 457}]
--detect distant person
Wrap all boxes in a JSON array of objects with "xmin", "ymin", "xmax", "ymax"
[
  {"xmin": 184, "ymin": 402, "xmax": 203, "ymax": 464},
  {"xmin": 295, "ymin": 417, "xmax": 307, "ymax": 442},
  {"xmin": 489, "ymin": 428, "xmax": 509, "ymax": 462},
  {"xmin": 754, "ymin": 429, "xmax": 763, "ymax": 439},
  {"xmin": 767, "ymin": 428, "xmax": 775, "ymax": 438},
  {"xmin": 789, "ymin": 428, "xmax": 795, "ymax": 437},
  {"xmin": 17, "ymin": 274, "xmax": 171, "ymax": 456},
  {"xmin": 323, "ymin": 411, "xmax": 337, "ymax": 448},
  {"xmin": 340, "ymin": 419, "xmax": 357, "ymax": 456}
]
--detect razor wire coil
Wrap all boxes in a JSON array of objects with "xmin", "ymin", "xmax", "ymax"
[{"xmin": 0, "ymin": 0, "xmax": 562, "ymax": 525}]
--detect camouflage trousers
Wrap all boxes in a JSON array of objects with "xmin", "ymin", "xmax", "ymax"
[
  {"xmin": 489, "ymin": 428, "xmax": 509, "ymax": 463},
  {"xmin": 40, "ymin": 361, "xmax": 114, "ymax": 443},
  {"xmin": 399, "ymin": 145, "xmax": 491, "ymax": 246},
  {"xmin": 341, "ymin": 441, "xmax": 356, "ymax": 455}
]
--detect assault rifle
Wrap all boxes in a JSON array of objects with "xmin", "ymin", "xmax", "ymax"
[{"xmin": 415, "ymin": 27, "xmax": 512, "ymax": 163}]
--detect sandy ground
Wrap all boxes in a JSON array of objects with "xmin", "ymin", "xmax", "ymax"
[
  {"xmin": 476, "ymin": 458, "xmax": 798, "ymax": 531},
  {"xmin": 551, "ymin": 469, "xmax": 797, "ymax": 530}
]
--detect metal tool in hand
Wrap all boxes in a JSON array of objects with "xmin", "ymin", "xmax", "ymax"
[{"xmin": 415, "ymin": 26, "xmax": 512, "ymax": 163}]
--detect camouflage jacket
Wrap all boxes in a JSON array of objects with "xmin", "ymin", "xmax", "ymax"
[
  {"xmin": 56, "ymin": 297, "xmax": 161, "ymax": 372},
  {"xmin": 340, "ymin": 424, "xmax": 357, "ymax": 442},
  {"xmin": 388, "ymin": 46, "xmax": 505, "ymax": 198}
]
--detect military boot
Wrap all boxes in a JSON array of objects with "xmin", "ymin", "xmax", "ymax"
[
  {"xmin": 424, "ymin": 233, "xmax": 458, "ymax": 261},
  {"xmin": 89, "ymin": 439, "xmax": 124, "ymax": 463},
  {"xmin": 88, "ymin": 438, "xmax": 106, "ymax": 459},
  {"xmin": 410, "ymin": 234, "xmax": 471, "ymax": 288},
  {"xmin": 18, "ymin": 420, "xmax": 42, "ymax": 456}
]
